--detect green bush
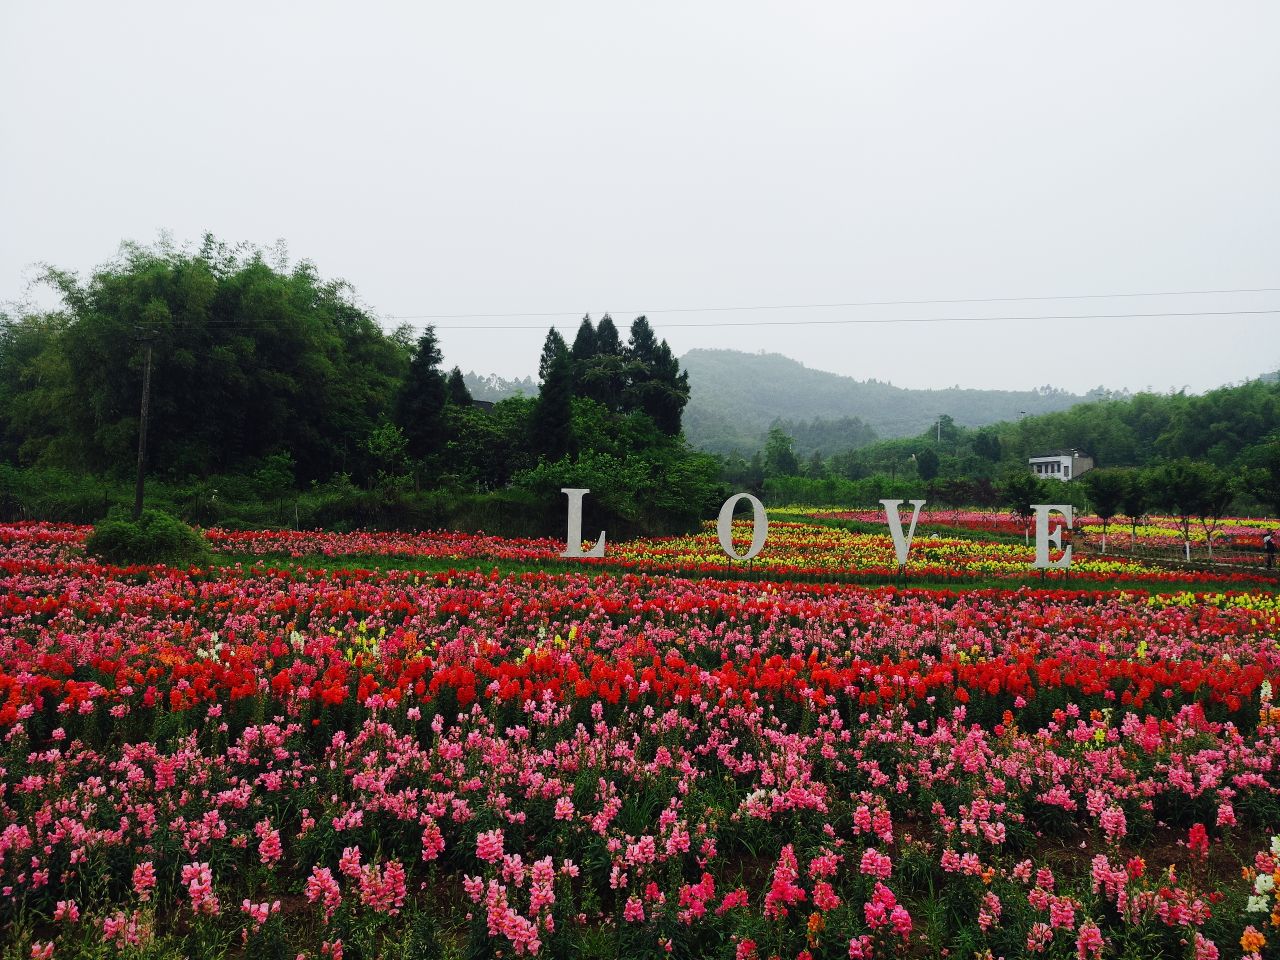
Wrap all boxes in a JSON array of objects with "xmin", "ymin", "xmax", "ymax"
[
  {"xmin": 0, "ymin": 465, "xmax": 115, "ymax": 523},
  {"xmin": 84, "ymin": 509, "xmax": 213, "ymax": 567}
]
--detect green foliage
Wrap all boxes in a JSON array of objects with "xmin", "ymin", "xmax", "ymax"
[
  {"xmin": 84, "ymin": 509, "xmax": 212, "ymax": 567},
  {"xmin": 1120, "ymin": 470, "xmax": 1148, "ymax": 533},
  {"xmin": 530, "ymin": 338, "xmax": 574, "ymax": 461},
  {"xmin": 445, "ymin": 366, "xmax": 472, "ymax": 406},
  {"xmin": 763, "ymin": 426, "xmax": 800, "ymax": 477},
  {"xmin": 621, "ymin": 317, "xmax": 689, "ymax": 435},
  {"xmin": 915, "ymin": 447, "xmax": 940, "ymax": 481},
  {"xmin": 0, "ymin": 464, "xmax": 112, "ymax": 522},
  {"xmin": 0, "ymin": 237, "xmax": 711, "ymax": 537},
  {"xmin": 1241, "ymin": 437, "xmax": 1280, "ymax": 516},
  {"xmin": 394, "ymin": 327, "xmax": 449, "ymax": 464},
  {"xmin": 511, "ymin": 444, "xmax": 722, "ymax": 537},
  {"xmin": 1083, "ymin": 468, "xmax": 1129, "ymax": 522},
  {"xmin": 1146, "ymin": 459, "xmax": 1228, "ymax": 523},
  {"xmin": 4, "ymin": 236, "xmax": 409, "ymax": 482},
  {"xmin": 1001, "ymin": 470, "xmax": 1046, "ymax": 522}
]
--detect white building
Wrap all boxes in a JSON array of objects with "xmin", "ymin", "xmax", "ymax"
[{"xmin": 1028, "ymin": 449, "xmax": 1094, "ymax": 481}]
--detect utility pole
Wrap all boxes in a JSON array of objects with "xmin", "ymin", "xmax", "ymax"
[{"xmin": 132, "ymin": 335, "xmax": 156, "ymax": 520}]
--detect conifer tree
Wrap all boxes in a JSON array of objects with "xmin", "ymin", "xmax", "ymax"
[
  {"xmin": 446, "ymin": 367, "xmax": 472, "ymax": 406},
  {"xmin": 531, "ymin": 329, "xmax": 573, "ymax": 459},
  {"xmin": 394, "ymin": 326, "xmax": 449, "ymax": 462}
]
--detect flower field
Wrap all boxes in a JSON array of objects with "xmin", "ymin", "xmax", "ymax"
[
  {"xmin": 819, "ymin": 510, "xmax": 1277, "ymax": 568},
  {"xmin": 3, "ymin": 520, "xmax": 1280, "ymax": 958},
  {"xmin": 198, "ymin": 516, "xmax": 1278, "ymax": 588}
]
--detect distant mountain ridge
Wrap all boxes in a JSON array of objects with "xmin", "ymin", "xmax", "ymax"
[{"xmin": 679, "ymin": 349, "xmax": 1095, "ymax": 455}]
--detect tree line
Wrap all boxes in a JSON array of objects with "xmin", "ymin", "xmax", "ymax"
[
  {"xmin": 0, "ymin": 237, "xmax": 720, "ymax": 533},
  {"xmin": 729, "ymin": 380, "xmax": 1280, "ymax": 521}
]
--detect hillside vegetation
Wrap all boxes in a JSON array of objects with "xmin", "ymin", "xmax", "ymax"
[{"xmin": 681, "ymin": 348, "xmax": 1090, "ymax": 454}]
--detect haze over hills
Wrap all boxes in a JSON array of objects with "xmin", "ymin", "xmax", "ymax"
[
  {"xmin": 465, "ymin": 349, "xmax": 1104, "ymax": 457},
  {"xmin": 679, "ymin": 349, "xmax": 1095, "ymax": 455}
]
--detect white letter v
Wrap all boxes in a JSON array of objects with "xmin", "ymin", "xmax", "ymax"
[{"xmin": 880, "ymin": 499, "xmax": 926, "ymax": 567}]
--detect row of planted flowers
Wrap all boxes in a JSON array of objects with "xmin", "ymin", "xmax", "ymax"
[
  {"xmin": 2, "ymin": 522, "xmax": 1280, "ymax": 956},
  {"xmin": 819, "ymin": 509, "xmax": 1277, "ymax": 561},
  {"xmin": 9, "ymin": 516, "xmax": 1272, "ymax": 587}
]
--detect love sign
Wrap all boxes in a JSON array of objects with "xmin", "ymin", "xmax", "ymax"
[{"xmin": 559, "ymin": 489, "xmax": 1075, "ymax": 570}]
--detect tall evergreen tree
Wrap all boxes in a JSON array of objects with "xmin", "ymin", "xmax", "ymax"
[
  {"xmin": 446, "ymin": 366, "xmax": 472, "ymax": 406},
  {"xmin": 622, "ymin": 316, "xmax": 689, "ymax": 435},
  {"xmin": 531, "ymin": 329, "xmax": 573, "ymax": 460},
  {"xmin": 538, "ymin": 328, "xmax": 569, "ymax": 382},
  {"xmin": 595, "ymin": 314, "xmax": 621, "ymax": 355},
  {"xmin": 575, "ymin": 325, "xmax": 623, "ymax": 410},
  {"xmin": 394, "ymin": 327, "xmax": 449, "ymax": 462},
  {"xmin": 570, "ymin": 315, "xmax": 597, "ymax": 365}
]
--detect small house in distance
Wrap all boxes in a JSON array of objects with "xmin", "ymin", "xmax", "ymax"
[{"xmin": 1028, "ymin": 449, "xmax": 1094, "ymax": 481}]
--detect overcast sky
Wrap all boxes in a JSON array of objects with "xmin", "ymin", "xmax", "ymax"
[{"xmin": 3, "ymin": 2, "xmax": 1278, "ymax": 394}]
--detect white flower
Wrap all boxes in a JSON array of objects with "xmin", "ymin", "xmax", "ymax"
[
  {"xmin": 1262, "ymin": 680, "xmax": 1274, "ymax": 703},
  {"xmin": 1248, "ymin": 894, "xmax": 1270, "ymax": 913},
  {"xmin": 1257, "ymin": 873, "xmax": 1276, "ymax": 894},
  {"xmin": 1271, "ymin": 835, "xmax": 1280, "ymax": 857}
]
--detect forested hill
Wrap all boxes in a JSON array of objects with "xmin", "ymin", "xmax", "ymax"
[{"xmin": 680, "ymin": 348, "xmax": 1089, "ymax": 455}]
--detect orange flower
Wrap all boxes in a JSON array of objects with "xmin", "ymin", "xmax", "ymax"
[
  {"xmin": 806, "ymin": 911, "xmax": 825, "ymax": 946},
  {"xmin": 1241, "ymin": 926, "xmax": 1267, "ymax": 953}
]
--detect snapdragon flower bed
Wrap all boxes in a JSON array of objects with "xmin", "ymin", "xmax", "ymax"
[
  {"xmin": 817, "ymin": 510, "xmax": 1277, "ymax": 568},
  {"xmin": 3, "ymin": 522, "xmax": 1280, "ymax": 958}
]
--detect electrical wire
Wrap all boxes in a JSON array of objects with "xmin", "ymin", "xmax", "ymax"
[{"xmin": 388, "ymin": 285, "xmax": 1280, "ymax": 321}]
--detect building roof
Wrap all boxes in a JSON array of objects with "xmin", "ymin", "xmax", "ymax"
[{"xmin": 1029, "ymin": 449, "xmax": 1088, "ymax": 459}]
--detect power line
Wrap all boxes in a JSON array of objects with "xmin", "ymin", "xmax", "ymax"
[
  {"xmin": 129, "ymin": 306, "xmax": 1280, "ymax": 332},
  {"xmin": 387, "ymin": 285, "xmax": 1280, "ymax": 321},
  {"xmin": 423, "ymin": 308, "xmax": 1280, "ymax": 331}
]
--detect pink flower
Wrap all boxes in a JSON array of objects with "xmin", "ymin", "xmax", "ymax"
[
  {"xmin": 305, "ymin": 866, "xmax": 342, "ymax": 922},
  {"xmin": 623, "ymin": 896, "xmax": 645, "ymax": 922},
  {"xmin": 1027, "ymin": 922, "xmax": 1054, "ymax": 953},
  {"xmin": 181, "ymin": 862, "xmax": 220, "ymax": 916},
  {"xmin": 859, "ymin": 847, "xmax": 892, "ymax": 879},
  {"xmin": 1100, "ymin": 806, "xmax": 1126, "ymax": 843},
  {"xmin": 477, "ymin": 829, "xmax": 505, "ymax": 864},
  {"xmin": 102, "ymin": 909, "xmax": 143, "ymax": 949},
  {"xmin": 763, "ymin": 845, "xmax": 806, "ymax": 920},
  {"xmin": 132, "ymin": 861, "xmax": 157, "ymax": 902},
  {"xmin": 255, "ymin": 818, "xmax": 283, "ymax": 866},
  {"xmin": 1049, "ymin": 896, "xmax": 1076, "ymax": 931},
  {"xmin": 1076, "ymin": 921, "xmax": 1105, "ymax": 960},
  {"xmin": 1193, "ymin": 933, "xmax": 1219, "ymax": 960},
  {"xmin": 848, "ymin": 935, "xmax": 874, "ymax": 959},
  {"xmin": 716, "ymin": 889, "xmax": 749, "ymax": 915},
  {"xmin": 359, "ymin": 859, "xmax": 407, "ymax": 916},
  {"xmin": 241, "ymin": 898, "xmax": 281, "ymax": 932},
  {"xmin": 813, "ymin": 880, "xmax": 841, "ymax": 911},
  {"xmin": 53, "ymin": 901, "xmax": 79, "ymax": 923},
  {"xmin": 422, "ymin": 820, "xmax": 445, "ymax": 861},
  {"xmin": 338, "ymin": 846, "xmax": 362, "ymax": 879}
]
